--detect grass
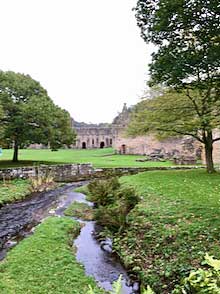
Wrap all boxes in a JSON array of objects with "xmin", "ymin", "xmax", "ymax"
[
  {"xmin": 0, "ymin": 148, "xmax": 173, "ymax": 168},
  {"xmin": 0, "ymin": 179, "xmax": 31, "ymax": 206},
  {"xmin": 64, "ymin": 201, "xmax": 94, "ymax": 220},
  {"xmin": 0, "ymin": 216, "xmax": 104, "ymax": 294},
  {"xmin": 110, "ymin": 170, "xmax": 220, "ymax": 293},
  {"xmin": 74, "ymin": 185, "xmax": 89, "ymax": 195}
]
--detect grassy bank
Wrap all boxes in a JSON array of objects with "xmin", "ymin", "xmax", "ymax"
[
  {"xmin": 0, "ymin": 217, "xmax": 103, "ymax": 294},
  {"xmin": 112, "ymin": 170, "xmax": 220, "ymax": 293},
  {"xmin": 64, "ymin": 202, "xmax": 94, "ymax": 220},
  {"xmin": 0, "ymin": 179, "xmax": 30, "ymax": 206},
  {"xmin": 0, "ymin": 148, "xmax": 172, "ymax": 168}
]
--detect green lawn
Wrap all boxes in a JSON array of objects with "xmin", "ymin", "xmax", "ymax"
[
  {"xmin": 0, "ymin": 217, "xmax": 104, "ymax": 294},
  {"xmin": 114, "ymin": 170, "xmax": 220, "ymax": 293},
  {"xmin": 0, "ymin": 148, "xmax": 173, "ymax": 168},
  {"xmin": 0, "ymin": 179, "xmax": 31, "ymax": 206}
]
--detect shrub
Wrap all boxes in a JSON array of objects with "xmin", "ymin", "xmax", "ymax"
[
  {"xmin": 29, "ymin": 172, "xmax": 55, "ymax": 193},
  {"xmin": 88, "ymin": 177, "xmax": 139, "ymax": 231},
  {"xmin": 87, "ymin": 177, "xmax": 120, "ymax": 206}
]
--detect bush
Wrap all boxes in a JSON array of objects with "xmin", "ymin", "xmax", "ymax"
[
  {"xmin": 88, "ymin": 177, "xmax": 139, "ymax": 231},
  {"xmin": 88, "ymin": 177, "xmax": 120, "ymax": 206},
  {"xmin": 29, "ymin": 172, "xmax": 55, "ymax": 193}
]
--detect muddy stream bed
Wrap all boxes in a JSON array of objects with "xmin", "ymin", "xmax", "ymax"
[{"xmin": 0, "ymin": 183, "xmax": 139, "ymax": 293}]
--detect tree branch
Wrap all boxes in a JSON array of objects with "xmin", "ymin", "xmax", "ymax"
[
  {"xmin": 213, "ymin": 137, "xmax": 220, "ymax": 143},
  {"xmin": 155, "ymin": 127, "xmax": 204, "ymax": 143},
  {"xmin": 185, "ymin": 88, "xmax": 202, "ymax": 117}
]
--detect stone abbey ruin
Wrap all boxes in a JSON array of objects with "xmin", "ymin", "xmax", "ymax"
[
  {"xmin": 72, "ymin": 103, "xmax": 130, "ymax": 151},
  {"xmin": 73, "ymin": 104, "xmax": 208, "ymax": 164}
]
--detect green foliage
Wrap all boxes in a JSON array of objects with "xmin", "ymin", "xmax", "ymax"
[
  {"xmin": 88, "ymin": 278, "xmax": 123, "ymax": 294},
  {"xmin": 134, "ymin": 0, "xmax": 220, "ymax": 173},
  {"xmin": 88, "ymin": 177, "xmax": 139, "ymax": 231},
  {"xmin": 135, "ymin": 0, "xmax": 220, "ymax": 89},
  {"xmin": 142, "ymin": 286, "xmax": 155, "ymax": 294},
  {"xmin": 111, "ymin": 275, "xmax": 122, "ymax": 294},
  {"xmin": 0, "ymin": 179, "xmax": 30, "ymax": 206},
  {"xmin": 0, "ymin": 70, "xmax": 75, "ymax": 161},
  {"xmin": 128, "ymin": 87, "xmax": 219, "ymax": 173},
  {"xmin": 0, "ymin": 217, "xmax": 104, "ymax": 294},
  {"xmin": 0, "ymin": 102, "xmax": 4, "ymax": 141},
  {"xmin": 112, "ymin": 170, "xmax": 220, "ymax": 293},
  {"xmin": 88, "ymin": 275, "xmax": 154, "ymax": 294},
  {"xmin": 128, "ymin": 89, "xmax": 203, "ymax": 138},
  {"xmin": 173, "ymin": 254, "xmax": 220, "ymax": 294},
  {"xmin": 29, "ymin": 172, "xmax": 55, "ymax": 193},
  {"xmin": 74, "ymin": 184, "xmax": 89, "ymax": 195},
  {"xmin": 88, "ymin": 177, "xmax": 120, "ymax": 206},
  {"xmin": 49, "ymin": 106, "xmax": 76, "ymax": 150},
  {"xmin": 64, "ymin": 201, "xmax": 94, "ymax": 220}
]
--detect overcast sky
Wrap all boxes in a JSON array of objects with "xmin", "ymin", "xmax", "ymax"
[{"xmin": 0, "ymin": 0, "xmax": 154, "ymax": 123}]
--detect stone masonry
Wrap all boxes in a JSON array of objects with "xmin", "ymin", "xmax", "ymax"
[
  {"xmin": 0, "ymin": 164, "xmax": 94, "ymax": 182},
  {"xmin": 73, "ymin": 104, "xmax": 203, "ymax": 161}
]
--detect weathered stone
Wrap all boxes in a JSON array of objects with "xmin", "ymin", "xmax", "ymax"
[
  {"xmin": 0, "ymin": 164, "xmax": 94, "ymax": 182},
  {"xmin": 0, "ymin": 164, "xmax": 205, "ymax": 183},
  {"xmin": 173, "ymin": 156, "xmax": 197, "ymax": 165}
]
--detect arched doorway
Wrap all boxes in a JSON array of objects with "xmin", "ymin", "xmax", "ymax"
[
  {"xmin": 82, "ymin": 142, "xmax": 87, "ymax": 149},
  {"xmin": 121, "ymin": 144, "xmax": 126, "ymax": 154},
  {"xmin": 100, "ymin": 141, "xmax": 105, "ymax": 149}
]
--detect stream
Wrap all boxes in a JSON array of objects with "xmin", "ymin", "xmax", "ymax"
[{"xmin": 0, "ymin": 183, "xmax": 139, "ymax": 294}]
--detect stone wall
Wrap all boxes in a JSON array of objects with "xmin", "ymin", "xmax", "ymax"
[
  {"xmin": 92, "ymin": 166, "xmax": 204, "ymax": 179},
  {"xmin": 0, "ymin": 164, "xmax": 204, "ymax": 182},
  {"xmin": 0, "ymin": 164, "xmax": 94, "ymax": 182},
  {"xmin": 113, "ymin": 133, "xmax": 202, "ymax": 159},
  {"xmin": 213, "ymin": 141, "xmax": 220, "ymax": 164}
]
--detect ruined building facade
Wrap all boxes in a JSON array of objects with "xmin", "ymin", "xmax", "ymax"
[
  {"xmin": 72, "ymin": 105, "xmax": 220, "ymax": 166},
  {"xmin": 73, "ymin": 103, "xmax": 202, "ymax": 162},
  {"xmin": 72, "ymin": 121, "xmax": 117, "ymax": 149},
  {"xmin": 111, "ymin": 105, "xmax": 202, "ymax": 161},
  {"xmin": 73, "ymin": 104, "xmax": 129, "ymax": 149}
]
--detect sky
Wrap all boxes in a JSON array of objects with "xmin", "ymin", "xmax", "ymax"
[{"xmin": 0, "ymin": 0, "xmax": 155, "ymax": 123}]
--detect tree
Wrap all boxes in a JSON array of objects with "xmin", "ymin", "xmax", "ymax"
[
  {"xmin": 49, "ymin": 106, "xmax": 76, "ymax": 151},
  {"xmin": 134, "ymin": 0, "xmax": 220, "ymax": 172},
  {"xmin": 0, "ymin": 71, "xmax": 76, "ymax": 161},
  {"xmin": 0, "ymin": 102, "xmax": 4, "ymax": 143}
]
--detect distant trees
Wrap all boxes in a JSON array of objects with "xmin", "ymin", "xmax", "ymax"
[
  {"xmin": 0, "ymin": 71, "xmax": 76, "ymax": 161},
  {"xmin": 133, "ymin": 0, "xmax": 220, "ymax": 173}
]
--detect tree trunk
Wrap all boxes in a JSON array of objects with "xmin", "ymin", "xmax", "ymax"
[
  {"xmin": 204, "ymin": 131, "xmax": 215, "ymax": 173},
  {"xmin": 13, "ymin": 140, "xmax": 19, "ymax": 162}
]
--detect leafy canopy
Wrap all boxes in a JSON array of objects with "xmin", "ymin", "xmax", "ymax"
[
  {"xmin": 134, "ymin": 0, "xmax": 220, "ymax": 172},
  {"xmin": 135, "ymin": 0, "xmax": 220, "ymax": 90},
  {"xmin": 0, "ymin": 71, "xmax": 75, "ymax": 159},
  {"xmin": 128, "ymin": 89, "xmax": 220, "ymax": 143}
]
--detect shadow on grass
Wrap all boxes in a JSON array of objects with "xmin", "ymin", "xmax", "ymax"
[{"xmin": 0, "ymin": 160, "xmax": 66, "ymax": 169}]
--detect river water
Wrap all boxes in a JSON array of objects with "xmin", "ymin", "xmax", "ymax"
[{"xmin": 0, "ymin": 183, "xmax": 138, "ymax": 293}]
